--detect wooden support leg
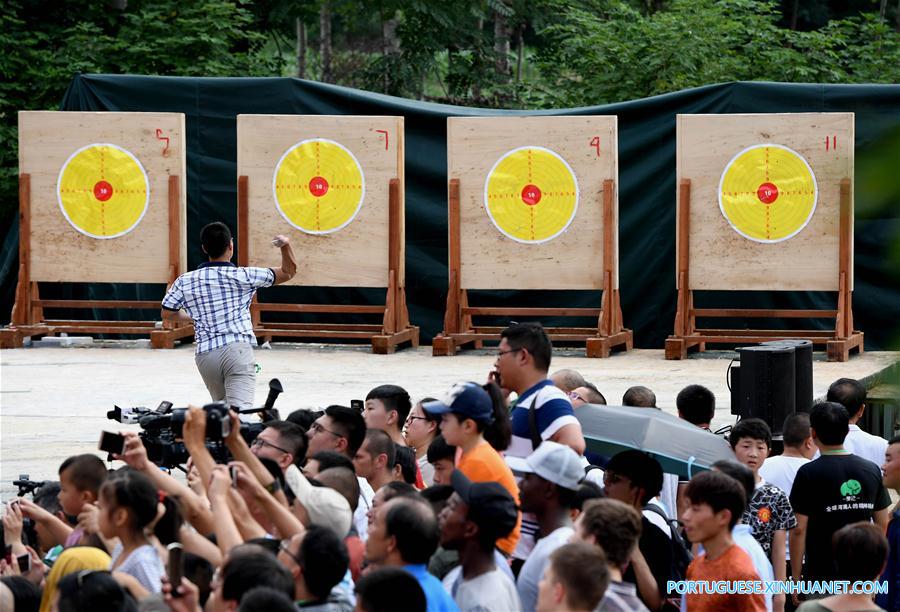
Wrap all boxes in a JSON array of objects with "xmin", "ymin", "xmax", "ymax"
[
  {"xmin": 432, "ymin": 335, "xmax": 457, "ymax": 356},
  {"xmin": 665, "ymin": 337, "xmax": 688, "ymax": 360}
]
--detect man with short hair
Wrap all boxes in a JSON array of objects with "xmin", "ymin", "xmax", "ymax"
[
  {"xmin": 789, "ymin": 402, "xmax": 891, "ymax": 595},
  {"xmin": 549, "ymin": 369, "xmax": 586, "ymax": 394},
  {"xmin": 569, "ymin": 383, "xmax": 606, "ymax": 407},
  {"xmin": 571, "ymin": 498, "xmax": 648, "ymax": 612},
  {"xmin": 622, "ymin": 386, "xmax": 657, "ymax": 408},
  {"xmin": 438, "ymin": 471, "xmax": 521, "ymax": 611},
  {"xmin": 307, "ymin": 405, "xmax": 373, "ymax": 540},
  {"xmin": 205, "ymin": 549, "xmax": 296, "ymax": 612},
  {"xmin": 355, "ymin": 567, "xmax": 426, "ymax": 612},
  {"xmin": 161, "ymin": 222, "xmax": 296, "ymax": 410},
  {"xmin": 251, "ymin": 421, "xmax": 308, "ymax": 470},
  {"xmin": 506, "ymin": 441, "xmax": 583, "ymax": 612},
  {"xmin": 427, "ymin": 436, "xmax": 456, "ymax": 486},
  {"xmin": 365, "ymin": 385, "xmax": 412, "ymax": 446},
  {"xmin": 365, "ymin": 497, "xmax": 459, "ymax": 612},
  {"xmin": 828, "ymin": 377, "xmax": 888, "ymax": 467},
  {"xmin": 316, "ymin": 467, "xmax": 365, "ymax": 582},
  {"xmin": 354, "ymin": 429, "xmax": 396, "ymax": 493},
  {"xmin": 277, "ymin": 525, "xmax": 352, "ymax": 611},
  {"xmin": 676, "ymin": 384, "xmax": 715, "ymax": 429},
  {"xmin": 536, "ymin": 543, "xmax": 609, "ymax": 612},
  {"xmin": 877, "ymin": 435, "xmax": 900, "ymax": 611},
  {"xmin": 495, "ymin": 322, "xmax": 585, "ymax": 565}
]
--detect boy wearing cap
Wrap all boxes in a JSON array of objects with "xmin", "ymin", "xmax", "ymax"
[
  {"xmin": 506, "ymin": 441, "xmax": 584, "ymax": 612},
  {"xmin": 424, "ymin": 382, "xmax": 521, "ymax": 556},
  {"xmin": 439, "ymin": 471, "xmax": 522, "ymax": 611}
]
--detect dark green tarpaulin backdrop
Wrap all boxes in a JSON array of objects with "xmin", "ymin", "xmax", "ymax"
[{"xmin": 2, "ymin": 76, "xmax": 899, "ymax": 349}]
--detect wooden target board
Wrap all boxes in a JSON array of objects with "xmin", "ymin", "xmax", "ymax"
[
  {"xmin": 18, "ymin": 111, "xmax": 187, "ymax": 283},
  {"xmin": 237, "ymin": 115, "xmax": 403, "ymax": 288},
  {"xmin": 677, "ymin": 113, "xmax": 854, "ymax": 291},
  {"xmin": 448, "ymin": 116, "xmax": 617, "ymax": 290}
]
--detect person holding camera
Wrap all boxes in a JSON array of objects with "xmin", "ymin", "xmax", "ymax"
[{"xmin": 161, "ymin": 222, "xmax": 296, "ymax": 411}]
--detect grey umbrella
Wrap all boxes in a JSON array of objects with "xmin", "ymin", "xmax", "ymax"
[{"xmin": 574, "ymin": 404, "xmax": 736, "ymax": 478}]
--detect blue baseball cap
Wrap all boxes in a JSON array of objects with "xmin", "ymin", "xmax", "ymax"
[{"xmin": 423, "ymin": 382, "xmax": 495, "ymax": 424}]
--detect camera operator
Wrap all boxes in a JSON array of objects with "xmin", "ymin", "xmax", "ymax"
[{"xmin": 160, "ymin": 222, "xmax": 296, "ymax": 411}]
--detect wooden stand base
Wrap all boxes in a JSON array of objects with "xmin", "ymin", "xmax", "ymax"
[
  {"xmin": 433, "ymin": 321, "xmax": 633, "ymax": 357},
  {"xmin": 0, "ymin": 318, "xmax": 194, "ymax": 349},
  {"xmin": 665, "ymin": 330, "xmax": 864, "ymax": 361}
]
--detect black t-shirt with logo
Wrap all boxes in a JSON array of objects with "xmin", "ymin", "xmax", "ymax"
[{"xmin": 789, "ymin": 453, "xmax": 891, "ymax": 580}]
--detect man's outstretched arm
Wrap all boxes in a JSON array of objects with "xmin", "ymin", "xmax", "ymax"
[{"xmin": 270, "ymin": 235, "xmax": 296, "ymax": 285}]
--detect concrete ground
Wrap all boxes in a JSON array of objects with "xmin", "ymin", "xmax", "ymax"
[{"xmin": 1, "ymin": 342, "xmax": 898, "ymax": 501}]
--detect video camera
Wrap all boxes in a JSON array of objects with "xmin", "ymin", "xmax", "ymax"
[{"xmin": 107, "ymin": 378, "xmax": 285, "ymax": 469}]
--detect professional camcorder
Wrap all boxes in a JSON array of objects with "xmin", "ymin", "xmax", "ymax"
[{"xmin": 107, "ymin": 378, "xmax": 284, "ymax": 469}]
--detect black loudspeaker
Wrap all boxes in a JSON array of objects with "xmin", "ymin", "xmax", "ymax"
[
  {"xmin": 761, "ymin": 339, "xmax": 813, "ymax": 413},
  {"xmin": 730, "ymin": 344, "xmax": 796, "ymax": 435}
]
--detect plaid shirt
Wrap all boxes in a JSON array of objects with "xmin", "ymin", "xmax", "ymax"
[{"xmin": 162, "ymin": 262, "xmax": 274, "ymax": 354}]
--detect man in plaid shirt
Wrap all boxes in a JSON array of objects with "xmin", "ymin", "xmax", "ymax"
[{"xmin": 161, "ymin": 222, "xmax": 296, "ymax": 409}]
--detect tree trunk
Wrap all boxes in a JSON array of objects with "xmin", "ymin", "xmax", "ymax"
[
  {"xmin": 494, "ymin": 7, "xmax": 511, "ymax": 83},
  {"xmin": 296, "ymin": 18, "xmax": 306, "ymax": 78},
  {"xmin": 790, "ymin": 0, "xmax": 799, "ymax": 30},
  {"xmin": 472, "ymin": 17, "xmax": 483, "ymax": 100},
  {"xmin": 319, "ymin": 1, "xmax": 332, "ymax": 83},
  {"xmin": 515, "ymin": 24, "xmax": 524, "ymax": 83}
]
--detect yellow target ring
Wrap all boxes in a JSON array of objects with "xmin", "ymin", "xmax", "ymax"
[
  {"xmin": 718, "ymin": 144, "xmax": 817, "ymax": 243},
  {"xmin": 273, "ymin": 138, "xmax": 365, "ymax": 234},
  {"xmin": 484, "ymin": 146, "xmax": 579, "ymax": 244},
  {"xmin": 57, "ymin": 143, "xmax": 149, "ymax": 239}
]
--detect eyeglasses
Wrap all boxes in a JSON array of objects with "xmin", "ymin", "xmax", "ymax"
[
  {"xmin": 406, "ymin": 415, "xmax": 430, "ymax": 423},
  {"xmin": 567, "ymin": 391, "xmax": 585, "ymax": 403},
  {"xmin": 310, "ymin": 421, "xmax": 345, "ymax": 439},
  {"xmin": 251, "ymin": 437, "xmax": 290, "ymax": 454},
  {"xmin": 279, "ymin": 540, "xmax": 302, "ymax": 566},
  {"xmin": 496, "ymin": 347, "xmax": 523, "ymax": 358}
]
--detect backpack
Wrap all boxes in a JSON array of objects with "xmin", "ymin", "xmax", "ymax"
[{"xmin": 642, "ymin": 503, "xmax": 693, "ymax": 582}]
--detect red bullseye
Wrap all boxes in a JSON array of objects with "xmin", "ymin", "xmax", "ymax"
[
  {"xmin": 309, "ymin": 176, "xmax": 329, "ymax": 197},
  {"xmin": 757, "ymin": 182, "xmax": 779, "ymax": 204},
  {"xmin": 93, "ymin": 180, "xmax": 114, "ymax": 202},
  {"xmin": 521, "ymin": 184, "xmax": 542, "ymax": 206}
]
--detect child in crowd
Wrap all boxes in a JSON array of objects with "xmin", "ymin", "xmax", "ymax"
[
  {"xmin": 427, "ymin": 436, "xmax": 457, "ymax": 486},
  {"xmin": 730, "ymin": 417, "xmax": 796, "ymax": 607},
  {"xmin": 98, "ymin": 468, "xmax": 166, "ymax": 593},
  {"xmin": 424, "ymin": 381, "xmax": 521, "ymax": 556},
  {"xmin": 682, "ymin": 470, "xmax": 766, "ymax": 611}
]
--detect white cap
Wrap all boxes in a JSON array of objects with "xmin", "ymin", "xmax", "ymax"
[
  {"xmin": 285, "ymin": 464, "xmax": 352, "ymax": 538},
  {"xmin": 505, "ymin": 441, "xmax": 583, "ymax": 491}
]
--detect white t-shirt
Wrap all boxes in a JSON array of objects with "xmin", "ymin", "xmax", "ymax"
[
  {"xmin": 443, "ymin": 566, "xmax": 522, "ymax": 612},
  {"xmin": 110, "ymin": 543, "xmax": 165, "ymax": 593},
  {"xmin": 355, "ymin": 476, "xmax": 375, "ymax": 541},
  {"xmin": 844, "ymin": 424, "xmax": 889, "ymax": 468},
  {"xmin": 659, "ymin": 473, "xmax": 679, "ymax": 518},
  {"xmin": 516, "ymin": 526, "xmax": 573, "ymax": 612},
  {"xmin": 418, "ymin": 453, "xmax": 435, "ymax": 488}
]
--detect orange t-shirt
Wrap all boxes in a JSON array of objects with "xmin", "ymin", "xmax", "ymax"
[
  {"xmin": 684, "ymin": 543, "xmax": 766, "ymax": 612},
  {"xmin": 457, "ymin": 442, "xmax": 521, "ymax": 555}
]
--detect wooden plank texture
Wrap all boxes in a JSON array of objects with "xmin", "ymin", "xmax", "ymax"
[
  {"xmin": 677, "ymin": 113, "xmax": 853, "ymax": 291},
  {"xmin": 447, "ymin": 116, "xmax": 618, "ymax": 290},
  {"xmin": 18, "ymin": 111, "xmax": 187, "ymax": 283},
  {"xmin": 237, "ymin": 115, "xmax": 403, "ymax": 288}
]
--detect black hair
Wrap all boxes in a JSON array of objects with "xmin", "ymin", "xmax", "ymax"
[
  {"xmin": 384, "ymin": 498, "xmax": 439, "ymax": 564},
  {"xmin": 426, "ymin": 435, "xmax": 456, "ymax": 464},
  {"xmin": 379, "ymin": 481, "xmax": 420, "ymax": 503},
  {"xmin": 310, "ymin": 450, "xmax": 356, "ymax": 473},
  {"xmin": 416, "ymin": 398, "xmax": 442, "ymax": 425},
  {"xmin": 58, "ymin": 454, "xmax": 107, "ymax": 494},
  {"xmin": 325, "ymin": 405, "xmax": 367, "ymax": 455},
  {"xmin": 622, "ymin": 386, "xmax": 656, "ymax": 408},
  {"xmin": 200, "ymin": 221, "xmax": 232, "ymax": 259},
  {"xmin": 153, "ymin": 494, "xmax": 184, "ymax": 546},
  {"xmin": 891, "ymin": 435, "xmax": 900, "ymax": 446},
  {"xmin": 100, "ymin": 468, "xmax": 158, "ymax": 530},
  {"xmin": 286, "ymin": 408, "xmax": 323, "ymax": 431},
  {"xmin": 500, "ymin": 322, "xmax": 553, "ymax": 372},
  {"xmin": 570, "ymin": 481, "xmax": 605, "ymax": 511},
  {"xmin": 316, "ymin": 467, "xmax": 361, "ymax": 512},
  {"xmin": 363, "ymin": 429, "xmax": 396, "ymax": 467},
  {"xmin": 355, "ymin": 566, "xmax": 426, "ymax": 612},
  {"xmin": 184, "ymin": 552, "xmax": 214, "ymax": 606},
  {"xmin": 33, "ymin": 481, "xmax": 62, "ymax": 514},
  {"xmin": 832, "ymin": 522, "xmax": 889, "ymax": 583},
  {"xmin": 263, "ymin": 420, "xmax": 309, "ymax": 466},
  {"xmin": 676, "ymin": 384, "xmax": 715, "ymax": 425},
  {"xmin": 827, "ymin": 378, "xmax": 867, "ymax": 416},
  {"xmin": 729, "ymin": 418, "xmax": 772, "ymax": 450},
  {"xmin": 296, "ymin": 524, "xmax": 350, "ymax": 600},
  {"xmin": 685, "ymin": 470, "xmax": 746, "ymax": 530},
  {"xmin": 606, "ymin": 450, "xmax": 663, "ymax": 504},
  {"xmin": 57, "ymin": 571, "xmax": 137, "ymax": 612},
  {"xmin": 1, "ymin": 576, "xmax": 41, "ymax": 612},
  {"xmin": 810, "ymin": 401, "xmax": 850, "ymax": 445},
  {"xmin": 420, "ymin": 484, "xmax": 454, "ymax": 515},
  {"xmin": 579, "ymin": 382, "xmax": 606, "ymax": 405},
  {"xmin": 711, "ymin": 460, "xmax": 754, "ymax": 509},
  {"xmin": 393, "ymin": 445, "xmax": 418, "ymax": 485},
  {"xmin": 782, "ymin": 412, "xmax": 811, "ymax": 448},
  {"xmin": 221, "ymin": 551, "xmax": 294, "ymax": 604},
  {"xmin": 578, "ymin": 499, "xmax": 642, "ymax": 568},
  {"xmin": 366, "ymin": 385, "xmax": 413, "ymax": 425},
  {"xmin": 244, "ymin": 537, "xmax": 281, "ymax": 556},
  {"xmin": 549, "ymin": 543, "xmax": 610, "ymax": 611},
  {"xmin": 482, "ymin": 382, "xmax": 512, "ymax": 451},
  {"xmin": 237, "ymin": 586, "xmax": 296, "ymax": 612}
]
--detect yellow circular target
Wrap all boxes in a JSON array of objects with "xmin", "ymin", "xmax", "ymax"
[
  {"xmin": 273, "ymin": 138, "xmax": 365, "ymax": 234},
  {"xmin": 56, "ymin": 143, "xmax": 149, "ymax": 239},
  {"xmin": 718, "ymin": 144, "xmax": 818, "ymax": 243},
  {"xmin": 484, "ymin": 146, "xmax": 578, "ymax": 244}
]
